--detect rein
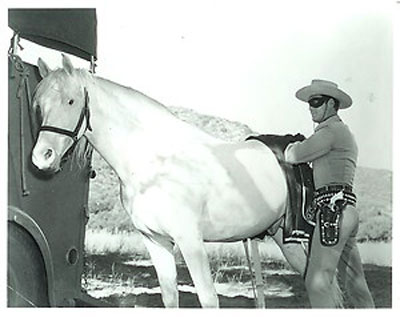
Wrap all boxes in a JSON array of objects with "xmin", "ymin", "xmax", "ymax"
[{"xmin": 39, "ymin": 87, "xmax": 92, "ymax": 142}]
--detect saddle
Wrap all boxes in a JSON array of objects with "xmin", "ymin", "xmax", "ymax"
[{"xmin": 246, "ymin": 134, "xmax": 315, "ymax": 244}]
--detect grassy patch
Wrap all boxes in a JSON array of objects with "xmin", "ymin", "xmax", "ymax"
[
  {"xmin": 85, "ymin": 229, "xmax": 148, "ymax": 256},
  {"xmin": 85, "ymin": 229, "xmax": 392, "ymax": 268}
]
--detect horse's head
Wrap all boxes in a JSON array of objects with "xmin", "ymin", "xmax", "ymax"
[{"xmin": 32, "ymin": 54, "xmax": 92, "ymax": 173}]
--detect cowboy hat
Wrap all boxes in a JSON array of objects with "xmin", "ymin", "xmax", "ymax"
[{"xmin": 295, "ymin": 79, "xmax": 352, "ymax": 109}]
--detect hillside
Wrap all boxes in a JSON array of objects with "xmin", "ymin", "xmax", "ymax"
[
  {"xmin": 353, "ymin": 166, "xmax": 392, "ymax": 241},
  {"xmin": 87, "ymin": 106, "xmax": 392, "ymax": 242}
]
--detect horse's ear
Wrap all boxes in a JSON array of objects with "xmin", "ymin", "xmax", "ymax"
[
  {"xmin": 62, "ymin": 54, "xmax": 74, "ymax": 75},
  {"xmin": 37, "ymin": 58, "xmax": 51, "ymax": 78}
]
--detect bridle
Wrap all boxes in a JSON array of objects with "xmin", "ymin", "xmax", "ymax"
[{"xmin": 38, "ymin": 87, "xmax": 92, "ymax": 143}]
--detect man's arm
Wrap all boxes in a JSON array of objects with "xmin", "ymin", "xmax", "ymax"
[{"xmin": 284, "ymin": 127, "xmax": 334, "ymax": 164}]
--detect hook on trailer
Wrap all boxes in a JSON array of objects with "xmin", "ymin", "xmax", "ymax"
[
  {"xmin": 9, "ymin": 32, "xmax": 24, "ymax": 56},
  {"xmin": 90, "ymin": 56, "xmax": 97, "ymax": 74}
]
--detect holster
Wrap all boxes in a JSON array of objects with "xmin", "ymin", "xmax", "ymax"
[{"xmin": 318, "ymin": 200, "xmax": 347, "ymax": 247}]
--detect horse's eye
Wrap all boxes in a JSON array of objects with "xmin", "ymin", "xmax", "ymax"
[{"xmin": 68, "ymin": 99, "xmax": 74, "ymax": 105}]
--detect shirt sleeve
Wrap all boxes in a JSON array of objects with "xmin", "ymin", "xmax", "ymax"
[{"xmin": 284, "ymin": 126, "xmax": 334, "ymax": 163}]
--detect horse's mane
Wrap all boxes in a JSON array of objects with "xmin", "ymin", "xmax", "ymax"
[
  {"xmin": 95, "ymin": 75, "xmax": 174, "ymax": 116},
  {"xmin": 70, "ymin": 137, "xmax": 93, "ymax": 170},
  {"xmin": 33, "ymin": 68, "xmax": 93, "ymax": 108},
  {"xmin": 34, "ymin": 67, "xmax": 217, "ymax": 169}
]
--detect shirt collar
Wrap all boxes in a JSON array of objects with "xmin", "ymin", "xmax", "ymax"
[{"xmin": 315, "ymin": 114, "xmax": 341, "ymax": 131}]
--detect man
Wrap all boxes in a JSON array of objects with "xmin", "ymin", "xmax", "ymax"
[{"xmin": 284, "ymin": 79, "xmax": 375, "ymax": 308}]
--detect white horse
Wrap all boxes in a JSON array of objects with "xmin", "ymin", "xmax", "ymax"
[{"xmin": 31, "ymin": 55, "xmax": 338, "ymax": 308}]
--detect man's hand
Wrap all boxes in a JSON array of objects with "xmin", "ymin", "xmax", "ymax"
[
  {"xmin": 292, "ymin": 133, "xmax": 306, "ymax": 142},
  {"xmin": 281, "ymin": 133, "xmax": 306, "ymax": 150}
]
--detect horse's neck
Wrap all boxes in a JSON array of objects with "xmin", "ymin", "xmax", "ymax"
[{"xmin": 84, "ymin": 76, "xmax": 217, "ymax": 182}]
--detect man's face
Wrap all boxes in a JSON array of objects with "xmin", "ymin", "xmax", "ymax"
[
  {"xmin": 309, "ymin": 103, "xmax": 327, "ymax": 123},
  {"xmin": 307, "ymin": 95, "xmax": 336, "ymax": 123}
]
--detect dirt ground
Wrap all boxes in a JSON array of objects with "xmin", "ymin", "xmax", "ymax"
[{"xmin": 83, "ymin": 254, "xmax": 392, "ymax": 308}]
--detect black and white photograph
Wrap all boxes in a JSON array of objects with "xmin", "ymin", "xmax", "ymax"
[{"xmin": 2, "ymin": 0, "xmax": 398, "ymax": 311}]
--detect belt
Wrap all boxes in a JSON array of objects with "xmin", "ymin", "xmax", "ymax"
[
  {"xmin": 314, "ymin": 184, "xmax": 357, "ymax": 207},
  {"xmin": 316, "ymin": 184, "xmax": 353, "ymax": 194}
]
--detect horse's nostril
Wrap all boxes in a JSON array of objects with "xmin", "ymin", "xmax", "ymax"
[{"xmin": 44, "ymin": 149, "xmax": 53, "ymax": 160}]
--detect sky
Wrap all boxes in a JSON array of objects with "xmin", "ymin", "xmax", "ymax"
[{"xmin": 3, "ymin": 0, "xmax": 396, "ymax": 170}]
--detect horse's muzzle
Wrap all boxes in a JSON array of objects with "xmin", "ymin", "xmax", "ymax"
[{"xmin": 32, "ymin": 145, "xmax": 61, "ymax": 173}]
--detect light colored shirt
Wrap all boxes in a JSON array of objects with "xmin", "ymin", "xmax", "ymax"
[{"xmin": 284, "ymin": 115, "xmax": 358, "ymax": 189}]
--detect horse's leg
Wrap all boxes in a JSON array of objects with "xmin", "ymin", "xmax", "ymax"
[
  {"xmin": 175, "ymin": 235, "xmax": 219, "ymax": 308},
  {"xmin": 272, "ymin": 228, "xmax": 308, "ymax": 276},
  {"xmin": 140, "ymin": 234, "xmax": 179, "ymax": 308}
]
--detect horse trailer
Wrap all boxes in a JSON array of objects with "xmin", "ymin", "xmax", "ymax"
[{"xmin": 7, "ymin": 8, "xmax": 103, "ymax": 307}]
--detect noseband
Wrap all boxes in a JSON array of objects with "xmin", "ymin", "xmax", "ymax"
[{"xmin": 39, "ymin": 87, "xmax": 92, "ymax": 142}]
